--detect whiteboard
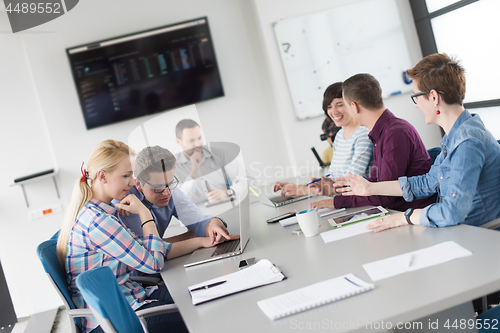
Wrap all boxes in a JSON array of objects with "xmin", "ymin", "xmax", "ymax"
[{"xmin": 273, "ymin": 0, "xmax": 413, "ymax": 120}]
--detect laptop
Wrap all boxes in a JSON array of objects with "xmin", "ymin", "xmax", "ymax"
[
  {"xmin": 311, "ymin": 147, "xmax": 330, "ymax": 168},
  {"xmin": 258, "ymin": 192, "xmax": 313, "ymax": 207},
  {"xmin": 184, "ymin": 193, "xmax": 250, "ymax": 267}
]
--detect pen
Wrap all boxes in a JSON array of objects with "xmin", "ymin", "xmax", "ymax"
[
  {"xmin": 190, "ymin": 280, "xmax": 226, "ymax": 292},
  {"xmin": 344, "ymin": 277, "xmax": 361, "ymax": 287},
  {"xmin": 407, "ymin": 254, "xmax": 414, "ymax": 268},
  {"xmin": 306, "ymin": 174, "xmax": 330, "ymax": 186}
]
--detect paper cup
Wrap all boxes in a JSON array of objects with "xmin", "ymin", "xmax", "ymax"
[{"xmin": 296, "ymin": 208, "xmax": 320, "ymax": 237}]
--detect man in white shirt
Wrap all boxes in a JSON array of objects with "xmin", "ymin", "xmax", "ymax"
[{"xmin": 174, "ymin": 119, "xmax": 246, "ymax": 204}]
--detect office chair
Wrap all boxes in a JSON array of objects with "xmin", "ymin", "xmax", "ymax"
[
  {"xmin": 51, "ymin": 229, "xmax": 160, "ymax": 286},
  {"xmin": 475, "ymin": 305, "xmax": 500, "ymax": 332},
  {"xmin": 427, "ymin": 147, "xmax": 441, "ymax": 164},
  {"xmin": 37, "ymin": 239, "xmax": 93, "ymax": 333},
  {"xmin": 76, "ymin": 266, "xmax": 178, "ymax": 333}
]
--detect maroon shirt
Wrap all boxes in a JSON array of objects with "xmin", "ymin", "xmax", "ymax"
[{"xmin": 334, "ymin": 109, "xmax": 436, "ymax": 211}]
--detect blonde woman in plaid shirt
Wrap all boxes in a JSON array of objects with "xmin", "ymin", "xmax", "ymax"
[{"xmin": 56, "ymin": 140, "xmax": 215, "ymax": 333}]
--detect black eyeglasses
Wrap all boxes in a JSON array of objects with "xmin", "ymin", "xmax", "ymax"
[
  {"xmin": 139, "ymin": 176, "xmax": 179, "ymax": 193},
  {"xmin": 411, "ymin": 90, "xmax": 445, "ymax": 104}
]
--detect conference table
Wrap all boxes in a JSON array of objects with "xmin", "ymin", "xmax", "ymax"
[{"xmin": 161, "ymin": 189, "xmax": 500, "ymax": 332}]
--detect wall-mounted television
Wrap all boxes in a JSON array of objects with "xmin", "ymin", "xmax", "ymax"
[{"xmin": 67, "ymin": 17, "xmax": 224, "ymax": 130}]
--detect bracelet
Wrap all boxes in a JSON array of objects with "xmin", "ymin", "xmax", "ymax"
[
  {"xmin": 215, "ymin": 217, "xmax": 228, "ymax": 228},
  {"xmin": 141, "ymin": 219, "xmax": 155, "ymax": 228}
]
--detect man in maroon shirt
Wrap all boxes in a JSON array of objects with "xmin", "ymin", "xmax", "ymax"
[{"xmin": 311, "ymin": 73, "xmax": 436, "ymax": 211}]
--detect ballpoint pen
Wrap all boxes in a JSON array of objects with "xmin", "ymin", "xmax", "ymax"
[
  {"xmin": 190, "ymin": 280, "xmax": 227, "ymax": 292},
  {"xmin": 306, "ymin": 174, "xmax": 330, "ymax": 186},
  {"xmin": 407, "ymin": 254, "xmax": 414, "ymax": 268}
]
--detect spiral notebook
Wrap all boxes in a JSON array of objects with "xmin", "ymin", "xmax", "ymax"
[{"xmin": 257, "ymin": 273, "xmax": 374, "ymax": 320}]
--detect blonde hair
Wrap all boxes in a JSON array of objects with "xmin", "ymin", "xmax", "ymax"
[{"xmin": 56, "ymin": 140, "xmax": 135, "ymax": 267}]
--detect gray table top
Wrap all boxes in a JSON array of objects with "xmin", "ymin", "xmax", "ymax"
[{"xmin": 161, "ymin": 195, "xmax": 500, "ymax": 332}]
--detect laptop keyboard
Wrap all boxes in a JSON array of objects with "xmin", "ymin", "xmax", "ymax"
[{"xmin": 211, "ymin": 239, "xmax": 240, "ymax": 257}]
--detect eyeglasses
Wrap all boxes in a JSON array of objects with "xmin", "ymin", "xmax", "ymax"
[
  {"xmin": 411, "ymin": 90, "xmax": 445, "ymax": 104},
  {"xmin": 139, "ymin": 176, "xmax": 179, "ymax": 194}
]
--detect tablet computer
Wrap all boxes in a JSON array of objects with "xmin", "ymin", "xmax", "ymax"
[{"xmin": 328, "ymin": 206, "xmax": 388, "ymax": 227}]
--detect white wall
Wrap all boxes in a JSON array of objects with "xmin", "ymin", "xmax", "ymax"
[
  {"xmin": 0, "ymin": 0, "xmax": 289, "ymax": 317},
  {"xmin": 0, "ymin": 0, "xmax": 443, "ymax": 318},
  {"xmin": 252, "ymin": 0, "xmax": 442, "ymax": 175}
]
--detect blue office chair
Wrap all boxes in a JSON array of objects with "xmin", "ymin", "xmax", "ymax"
[
  {"xmin": 37, "ymin": 239, "xmax": 93, "ymax": 333},
  {"xmin": 76, "ymin": 266, "xmax": 178, "ymax": 333},
  {"xmin": 51, "ymin": 230, "xmax": 60, "ymax": 240},
  {"xmin": 427, "ymin": 147, "xmax": 441, "ymax": 164},
  {"xmin": 476, "ymin": 305, "xmax": 500, "ymax": 332}
]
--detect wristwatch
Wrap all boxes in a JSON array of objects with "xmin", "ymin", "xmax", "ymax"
[
  {"xmin": 404, "ymin": 208, "xmax": 415, "ymax": 225},
  {"xmin": 215, "ymin": 217, "xmax": 228, "ymax": 228}
]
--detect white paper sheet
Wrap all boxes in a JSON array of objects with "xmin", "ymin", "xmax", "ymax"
[
  {"xmin": 280, "ymin": 216, "xmax": 298, "ymax": 227},
  {"xmin": 363, "ymin": 241, "xmax": 473, "ymax": 281},
  {"xmin": 320, "ymin": 220, "xmax": 374, "ymax": 243}
]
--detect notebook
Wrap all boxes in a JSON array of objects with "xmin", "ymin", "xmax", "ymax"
[
  {"xmin": 258, "ymin": 273, "xmax": 374, "ymax": 321},
  {"xmin": 188, "ymin": 259, "xmax": 286, "ymax": 305},
  {"xmin": 184, "ymin": 193, "xmax": 250, "ymax": 267}
]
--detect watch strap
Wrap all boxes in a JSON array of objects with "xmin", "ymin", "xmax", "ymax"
[
  {"xmin": 215, "ymin": 217, "xmax": 228, "ymax": 228},
  {"xmin": 405, "ymin": 208, "xmax": 414, "ymax": 225}
]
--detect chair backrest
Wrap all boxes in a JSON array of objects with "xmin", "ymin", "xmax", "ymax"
[
  {"xmin": 476, "ymin": 304, "xmax": 500, "ymax": 332},
  {"xmin": 37, "ymin": 239, "xmax": 83, "ymax": 332},
  {"xmin": 427, "ymin": 147, "xmax": 441, "ymax": 164},
  {"xmin": 51, "ymin": 230, "xmax": 60, "ymax": 240},
  {"xmin": 76, "ymin": 266, "xmax": 145, "ymax": 333}
]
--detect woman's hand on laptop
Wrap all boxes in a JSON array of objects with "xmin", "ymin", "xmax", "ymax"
[
  {"xmin": 273, "ymin": 181, "xmax": 288, "ymax": 193},
  {"xmin": 309, "ymin": 198, "xmax": 335, "ymax": 210},
  {"xmin": 274, "ymin": 182, "xmax": 315, "ymax": 197}
]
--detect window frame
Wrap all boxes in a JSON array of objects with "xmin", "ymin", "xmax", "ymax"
[{"xmin": 409, "ymin": 0, "xmax": 500, "ymax": 109}]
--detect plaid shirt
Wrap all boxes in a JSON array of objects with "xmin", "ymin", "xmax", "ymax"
[{"xmin": 66, "ymin": 198, "xmax": 171, "ymax": 332}]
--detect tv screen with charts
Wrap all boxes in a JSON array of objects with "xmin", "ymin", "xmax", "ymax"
[{"xmin": 67, "ymin": 17, "xmax": 224, "ymax": 130}]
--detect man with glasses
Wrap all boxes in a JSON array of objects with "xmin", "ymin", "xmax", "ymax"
[
  {"xmin": 311, "ymin": 73, "xmax": 436, "ymax": 211},
  {"xmin": 116, "ymin": 145, "xmax": 235, "ymax": 245}
]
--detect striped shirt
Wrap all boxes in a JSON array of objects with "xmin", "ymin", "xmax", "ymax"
[
  {"xmin": 66, "ymin": 199, "xmax": 171, "ymax": 333},
  {"xmin": 328, "ymin": 126, "xmax": 373, "ymax": 179}
]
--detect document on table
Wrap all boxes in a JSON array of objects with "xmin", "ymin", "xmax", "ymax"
[
  {"xmin": 320, "ymin": 219, "xmax": 374, "ymax": 243},
  {"xmin": 188, "ymin": 259, "xmax": 286, "ymax": 305},
  {"xmin": 363, "ymin": 241, "xmax": 472, "ymax": 281},
  {"xmin": 258, "ymin": 273, "xmax": 374, "ymax": 321}
]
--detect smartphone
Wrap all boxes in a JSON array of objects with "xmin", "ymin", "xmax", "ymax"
[
  {"xmin": 205, "ymin": 180, "xmax": 212, "ymax": 192},
  {"xmin": 266, "ymin": 212, "xmax": 296, "ymax": 223},
  {"xmin": 238, "ymin": 258, "xmax": 256, "ymax": 270},
  {"xmin": 328, "ymin": 206, "xmax": 388, "ymax": 227}
]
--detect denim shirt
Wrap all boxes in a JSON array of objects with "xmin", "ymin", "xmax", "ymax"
[{"xmin": 399, "ymin": 110, "xmax": 500, "ymax": 227}]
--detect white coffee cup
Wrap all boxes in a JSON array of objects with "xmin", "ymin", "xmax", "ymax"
[{"xmin": 296, "ymin": 208, "xmax": 321, "ymax": 237}]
